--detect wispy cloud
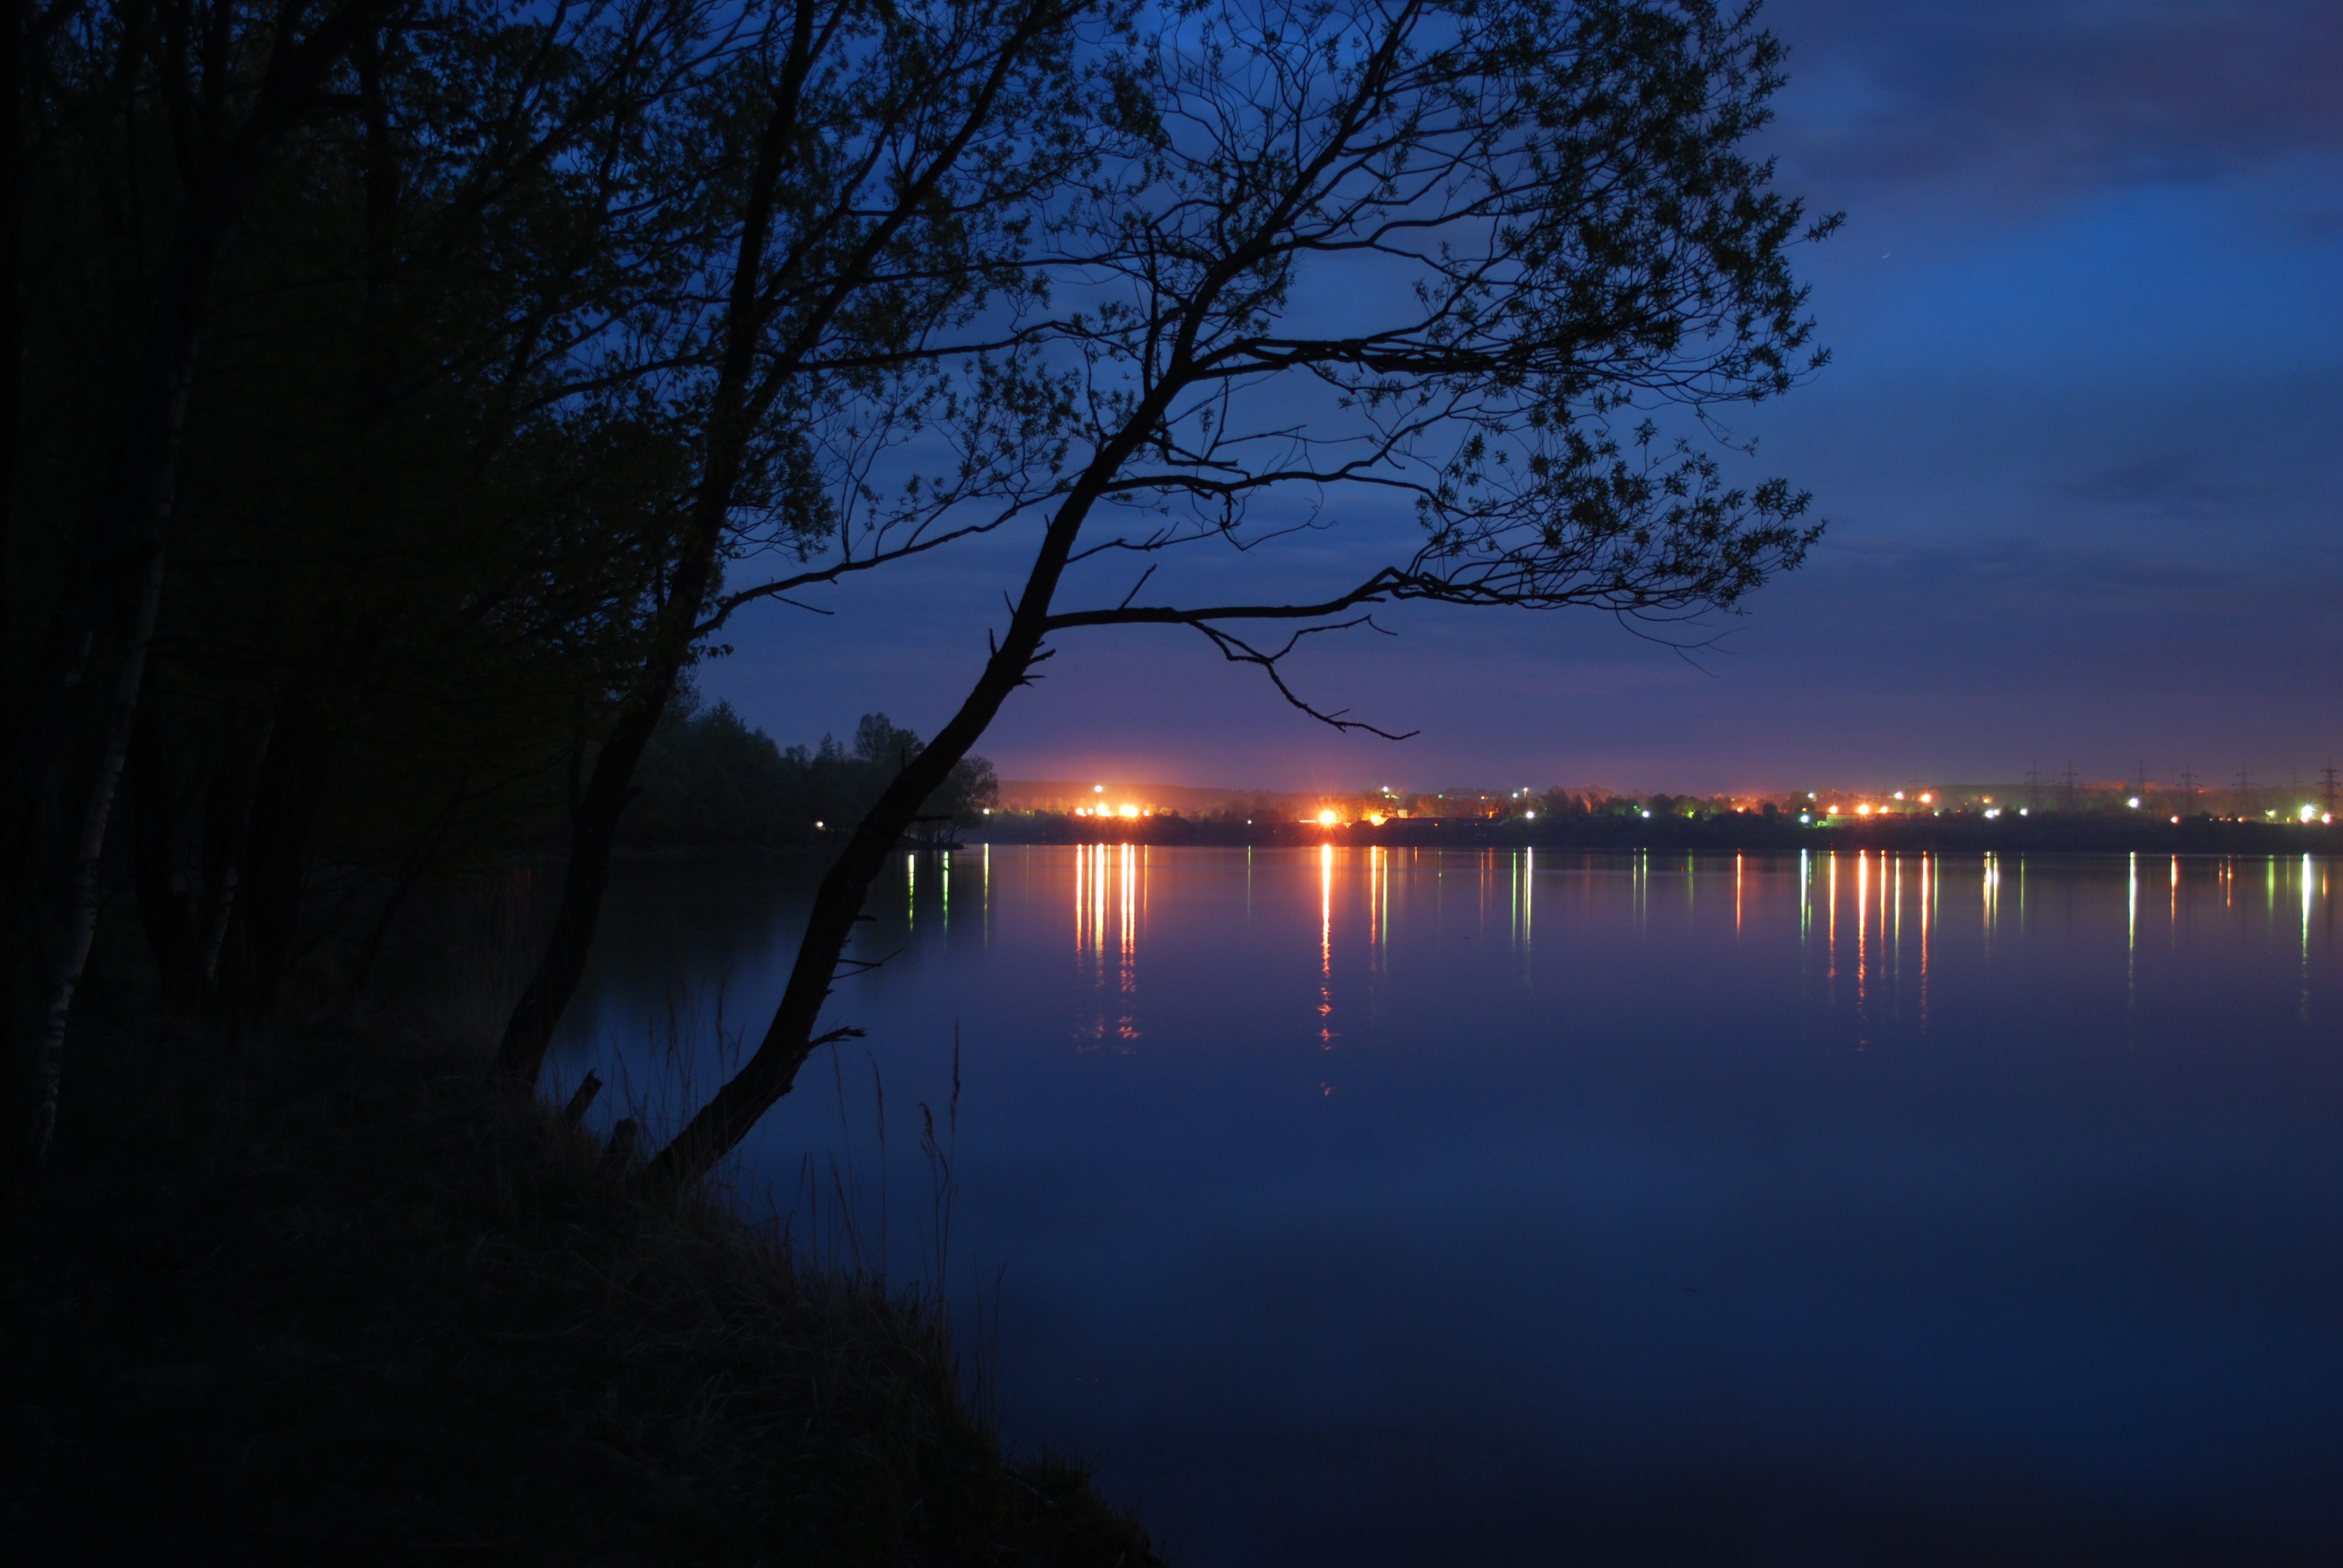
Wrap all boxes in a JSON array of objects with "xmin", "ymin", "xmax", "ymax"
[{"xmin": 1767, "ymin": 1, "xmax": 2343, "ymax": 205}]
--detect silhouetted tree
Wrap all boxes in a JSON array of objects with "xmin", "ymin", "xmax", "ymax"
[
  {"xmin": 493, "ymin": 0, "xmax": 1119, "ymax": 1085},
  {"xmin": 652, "ymin": 0, "xmax": 1837, "ymax": 1184}
]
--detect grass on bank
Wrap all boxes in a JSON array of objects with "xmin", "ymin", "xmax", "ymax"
[{"xmin": 1, "ymin": 1011, "xmax": 1161, "ymax": 1566}]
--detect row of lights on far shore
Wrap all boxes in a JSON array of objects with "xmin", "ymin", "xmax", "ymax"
[
  {"xmin": 951, "ymin": 782, "xmax": 2342, "ymax": 831},
  {"xmin": 1795, "ymin": 789, "xmax": 2335, "ymax": 827}
]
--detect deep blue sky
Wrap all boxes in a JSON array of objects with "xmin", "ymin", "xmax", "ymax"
[{"xmin": 704, "ymin": 0, "xmax": 2343, "ymax": 795}]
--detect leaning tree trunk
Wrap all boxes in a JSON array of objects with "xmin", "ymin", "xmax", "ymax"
[
  {"xmin": 644, "ymin": 634, "xmax": 1033, "ymax": 1186},
  {"xmin": 645, "ymin": 396, "xmax": 1168, "ymax": 1187},
  {"xmin": 493, "ymin": 19, "xmax": 822, "ymax": 1086},
  {"xmin": 15, "ymin": 214, "xmax": 215, "ymax": 1176},
  {"xmin": 25, "ymin": 542, "xmax": 168, "ymax": 1169},
  {"xmin": 492, "ymin": 665, "xmax": 686, "ymax": 1081}
]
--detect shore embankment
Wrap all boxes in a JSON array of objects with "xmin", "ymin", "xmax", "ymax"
[{"xmin": 1, "ymin": 1013, "xmax": 1159, "ymax": 1566}]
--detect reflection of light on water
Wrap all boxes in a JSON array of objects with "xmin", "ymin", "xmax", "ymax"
[
  {"xmin": 1821, "ymin": 851, "xmax": 1837, "ymax": 1010},
  {"xmin": 1373, "ymin": 846, "xmax": 1389, "ymax": 967},
  {"xmin": 1891, "ymin": 854, "xmax": 1902, "ymax": 991},
  {"xmin": 1507, "ymin": 849, "xmax": 1535, "ymax": 964},
  {"xmin": 2127, "ymin": 852, "xmax": 2137, "ymax": 1017},
  {"xmin": 1120, "ymin": 844, "xmax": 1138, "ymax": 1039},
  {"xmin": 1799, "ymin": 849, "xmax": 1810, "ymax": 946},
  {"xmin": 1918, "ymin": 853, "xmax": 1930, "ymax": 1031},
  {"xmin": 1072, "ymin": 843, "xmax": 1143, "ymax": 1047},
  {"xmin": 2304, "ymin": 853, "xmax": 2315, "ymax": 1023},
  {"xmin": 1319, "ymin": 843, "xmax": 1335, "ymax": 1047},
  {"xmin": 1320, "ymin": 843, "xmax": 1333, "ymax": 977},
  {"xmin": 1856, "ymin": 852, "xmax": 1869, "ymax": 1012}
]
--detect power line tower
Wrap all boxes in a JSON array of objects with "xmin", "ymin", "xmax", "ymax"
[
  {"xmin": 2178, "ymin": 767, "xmax": 2199, "ymax": 815},
  {"xmin": 2059, "ymin": 762, "xmax": 2079, "ymax": 814},
  {"xmin": 2027, "ymin": 760, "xmax": 2042, "ymax": 812},
  {"xmin": 2132, "ymin": 760, "xmax": 2148, "ymax": 798},
  {"xmin": 2321, "ymin": 757, "xmax": 2338, "ymax": 820},
  {"xmin": 2233, "ymin": 766, "xmax": 2254, "ymax": 819}
]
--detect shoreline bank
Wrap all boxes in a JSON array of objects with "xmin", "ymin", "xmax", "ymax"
[{"xmin": 2, "ymin": 1016, "xmax": 1160, "ymax": 1566}]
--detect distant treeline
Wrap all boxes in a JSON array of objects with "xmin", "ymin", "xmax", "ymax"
[{"xmin": 621, "ymin": 702, "xmax": 997, "ymax": 851}]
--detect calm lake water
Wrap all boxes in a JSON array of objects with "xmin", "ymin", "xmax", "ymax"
[{"xmin": 554, "ymin": 845, "xmax": 2343, "ymax": 1565}]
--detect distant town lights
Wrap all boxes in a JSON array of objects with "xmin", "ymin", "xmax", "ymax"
[
  {"xmin": 1317, "ymin": 809, "xmax": 1339, "ymax": 826},
  {"xmin": 2301, "ymin": 803, "xmax": 2319, "ymax": 823},
  {"xmin": 2128, "ymin": 797, "xmax": 2141, "ymax": 808}
]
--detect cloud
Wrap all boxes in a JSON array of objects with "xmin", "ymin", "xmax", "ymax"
[{"xmin": 1764, "ymin": 1, "xmax": 2343, "ymax": 204}]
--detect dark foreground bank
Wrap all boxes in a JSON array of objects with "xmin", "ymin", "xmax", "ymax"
[{"xmin": 0, "ymin": 1021, "xmax": 1159, "ymax": 1566}]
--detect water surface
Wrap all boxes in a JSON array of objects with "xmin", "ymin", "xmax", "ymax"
[{"xmin": 557, "ymin": 846, "xmax": 2343, "ymax": 1564}]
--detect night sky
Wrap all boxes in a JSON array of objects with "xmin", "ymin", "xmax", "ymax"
[{"xmin": 705, "ymin": 0, "xmax": 2343, "ymax": 796}]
